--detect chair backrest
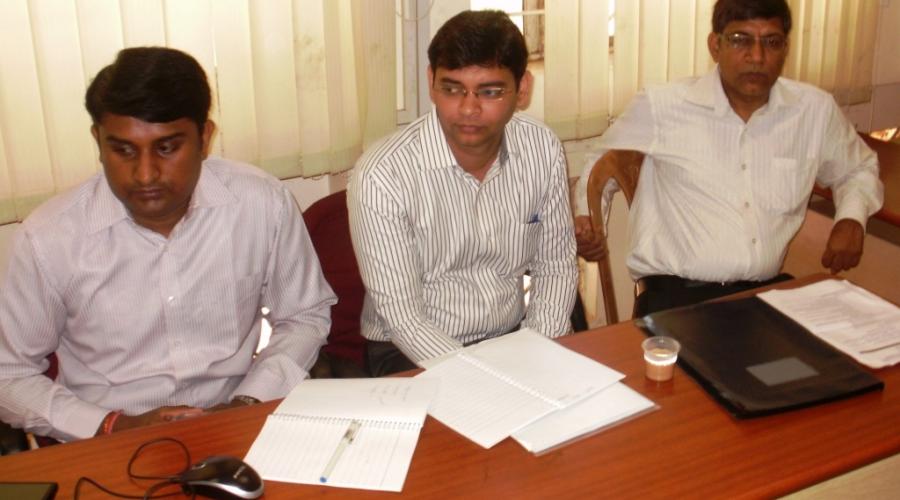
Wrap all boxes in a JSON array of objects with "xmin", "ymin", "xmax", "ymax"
[
  {"xmin": 585, "ymin": 150, "xmax": 644, "ymax": 324},
  {"xmin": 302, "ymin": 190, "xmax": 366, "ymax": 370}
]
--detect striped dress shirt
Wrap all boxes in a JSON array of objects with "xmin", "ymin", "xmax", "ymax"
[
  {"xmin": 348, "ymin": 110, "xmax": 578, "ymax": 364},
  {"xmin": 0, "ymin": 157, "xmax": 336, "ymax": 441},
  {"xmin": 348, "ymin": 111, "xmax": 577, "ymax": 363},
  {"xmin": 575, "ymin": 67, "xmax": 883, "ymax": 282}
]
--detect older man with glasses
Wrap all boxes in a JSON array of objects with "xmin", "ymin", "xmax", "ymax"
[
  {"xmin": 348, "ymin": 10, "xmax": 577, "ymax": 376},
  {"xmin": 573, "ymin": 0, "xmax": 882, "ymax": 317}
]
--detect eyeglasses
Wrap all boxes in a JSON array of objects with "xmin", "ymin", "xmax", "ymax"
[
  {"xmin": 720, "ymin": 32, "xmax": 787, "ymax": 52},
  {"xmin": 437, "ymin": 84, "xmax": 510, "ymax": 101}
]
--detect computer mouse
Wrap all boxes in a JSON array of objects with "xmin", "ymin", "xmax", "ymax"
[{"xmin": 176, "ymin": 455, "xmax": 264, "ymax": 500}]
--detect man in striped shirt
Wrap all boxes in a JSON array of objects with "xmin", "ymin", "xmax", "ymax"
[{"xmin": 348, "ymin": 10, "xmax": 578, "ymax": 376}]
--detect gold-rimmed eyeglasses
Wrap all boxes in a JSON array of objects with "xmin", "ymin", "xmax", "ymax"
[
  {"xmin": 720, "ymin": 32, "xmax": 787, "ymax": 52},
  {"xmin": 437, "ymin": 84, "xmax": 510, "ymax": 101}
]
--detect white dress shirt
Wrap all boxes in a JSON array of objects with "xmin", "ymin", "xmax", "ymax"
[
  {"xmin": 0, "ymin": 157, "xmax": 336, "ymax": 441},
  {"xmin": 575, "ymin": 67, "xmax": 883, "ymax": 282},
  {"xmin": 348, "ymin": 110, "xmax": 578, "ymax": 364}
]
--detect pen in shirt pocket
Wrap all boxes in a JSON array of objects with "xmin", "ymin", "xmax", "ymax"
[{"xmin": 527, "ymin": 213, "xmax": 540, "ymax": 224}]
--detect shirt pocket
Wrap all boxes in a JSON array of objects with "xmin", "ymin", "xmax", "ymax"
[
  {"xmin": 501, "ymin": 221, "xmax": 541, "ymax": 275},
  {"xmin": 763, "ymin": 157, "xmax": 813, "ymax": 214}
]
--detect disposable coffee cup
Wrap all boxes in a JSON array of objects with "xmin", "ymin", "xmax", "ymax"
[{"xmin": 642, "ymin": 336, "xmax": 681, "ymax": 382}]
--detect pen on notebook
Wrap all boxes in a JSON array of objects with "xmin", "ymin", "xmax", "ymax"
[{"xmin": 320, "ymin": 420, "xmax": 362, "ymax": 483}]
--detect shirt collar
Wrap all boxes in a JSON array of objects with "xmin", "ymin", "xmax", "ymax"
[
  {"xmin": 85, "ymin": 157, "xmax": 235, "ymax": 234},
  {"xmin": 685, "ymin": 65, "xmax": 799, "ymax": 117},
  {"xmin": 419, "ymin": 108, "xmax": 515, "ymax": 172}
]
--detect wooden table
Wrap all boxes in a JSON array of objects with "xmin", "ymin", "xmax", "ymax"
[
  {"xmin": 2, "ymin": 276, "xmax": 898, "ymax": 499},
  {"xmin": 813, "ymin": 134, "xmax": 900, "ymax": 227}
]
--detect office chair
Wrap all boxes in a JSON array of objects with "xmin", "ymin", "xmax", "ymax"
[
  {"xmin": 302, "ymin": 190, "xmax": 369, "ymax": 378},
  {"xmin": 585, "ymin": 149, "xmax": 644, "ymax": 324}
]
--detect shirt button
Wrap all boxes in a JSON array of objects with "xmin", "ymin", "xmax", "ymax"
[
  {"xmin": 741, "ymin": 164, "xmax": 747, "ymax": 171},
  {"xmin": 752, "ymin": 238, "xmax": 758, "ymax": 244},
  {"xmin": 167, "ymin": 296, "xmax": 175, "ymax": 303},
  {"xmin": 744, "ymin": 201, "xmax": 750, "ymax": 208}
]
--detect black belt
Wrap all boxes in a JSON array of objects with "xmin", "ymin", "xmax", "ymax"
[{"xmin": 637, "ymin": 275, "xmax": 782, "ymax": 292}]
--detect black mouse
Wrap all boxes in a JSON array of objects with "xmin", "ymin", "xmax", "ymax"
[{"xmin": 176, "ymin": 455, "xmax": 264, "ymax": 499}]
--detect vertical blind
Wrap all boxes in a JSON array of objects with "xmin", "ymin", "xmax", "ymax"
[
  {"xmin": 0, "ymin": 0, "xmax": 396, "ymax": 225},
  {"xmin": 0, "ymin": 0, "xmax": 881, "ymax": 224},
  {"xmin": 543, "ymin": 0, "xmax": 879, "ymax": 142}
]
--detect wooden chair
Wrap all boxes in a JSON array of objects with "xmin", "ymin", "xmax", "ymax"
[{"xmin": 585, "ymin": 149, "xmax": 644, "ymax": 324}]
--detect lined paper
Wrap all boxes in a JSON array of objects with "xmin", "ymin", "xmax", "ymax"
[
  {"xmin": 244, "ymin": 378, "xmax": 437, "ymax": 492},
  {"xmin": 418, "ymin": 329, "xmax": 624, "ymax": 448}
]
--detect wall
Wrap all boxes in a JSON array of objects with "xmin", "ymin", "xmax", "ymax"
[{"xmin": 843, "ymin": 0, "xmax": 900, "ymax": 132}]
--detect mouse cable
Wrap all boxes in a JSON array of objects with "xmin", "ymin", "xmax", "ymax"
[{"xmin": 73, "ymin": 436, "xmax": 194, "ymax": 499}]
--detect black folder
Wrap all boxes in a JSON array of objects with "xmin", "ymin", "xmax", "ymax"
[{"xmin": 637, "ymin": 296, "xmax": 884, "ymax": 418}]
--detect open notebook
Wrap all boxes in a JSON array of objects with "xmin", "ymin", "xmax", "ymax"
[
  {"xmin": 244, "ymin": 378, "xmax": 437, "ymax": 492},
  {"xmin": 418, "ymin": 328, "xmax": 626, "ymax": 448}
]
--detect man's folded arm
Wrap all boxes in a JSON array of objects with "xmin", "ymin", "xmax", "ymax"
[
  {"xmin": 233, "ymin": 186, "xmax": 337, "ymax": 402},
  {"xmin": 348, "ymin": 171, "xmax": 462, "ymax": 365}
]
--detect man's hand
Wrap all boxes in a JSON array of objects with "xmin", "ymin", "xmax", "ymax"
[
  {"xmin": 574, "ymin": 215, "xmax": 608, "ymax": 262},
  {"xmin": 821, "ymin": 219, "xmax": 865, "ymax": 274},
  {"xmin": 99, "ymin": 406, "xmax": 204, "ymax": 435}
]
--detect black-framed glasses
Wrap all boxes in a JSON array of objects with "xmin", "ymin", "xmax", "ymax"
[
  {"xmin": 437, "ymin": 84, "xmax": 510, "ymax": 101},
  {"xmin": 720, "ymin": 32, "xmax": 787, "ymax": 52}
]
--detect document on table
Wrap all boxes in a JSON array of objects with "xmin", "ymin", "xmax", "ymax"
[
  {"xmin": 417, "ymin": 328, "xmax": 625, "ymax": 448},
  {"xmin": 244, "ymin": 378, "xmax": 437, "ymax": 492},
  {"xmin": 512, "ymin": 382, "xmax": 657, "ymax": 455},
  {"xmin": 758, "ymin": 279, "xmax": 900, "ymax": 368}
]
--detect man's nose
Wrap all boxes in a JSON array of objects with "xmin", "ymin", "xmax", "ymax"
[
  {"xmin": 133, "ymin": 151, "xmax": 160, "ymax": 185},
  {"xmin": 747, "ymin": 38, "xmax": 765, "ymax": 64},
  {"xmin": 458, "ymin": 90, "xmax": 481, "ymax": 116}
]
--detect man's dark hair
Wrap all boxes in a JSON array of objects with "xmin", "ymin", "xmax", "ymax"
[
  {"xmin": 712, "ymin": 0, "xmax": 792, "ymax": 35},
  {"xmin": 427, "ymin": 10, "xmax": 528, "ymax": 87},
  {"xmin": 85, "ymin": 47, "xmax": 211, "ymax": 132}
]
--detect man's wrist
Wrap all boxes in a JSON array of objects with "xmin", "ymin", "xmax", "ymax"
[
  {"xmin": 99, "ymin": 410, "xmax": 123, "ymax": 435},
  {"xmin": 231, "ymin": 395, "xmax": 260, "ymax": 406}
]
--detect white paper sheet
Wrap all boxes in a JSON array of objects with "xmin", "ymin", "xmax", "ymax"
[
  {"xmin": 417, "ymin": 329, "xmax": 624, "ymax": 449},
  {"xmin": 758, "ymin": 280, "xmax": 900, "ymax": 368}
]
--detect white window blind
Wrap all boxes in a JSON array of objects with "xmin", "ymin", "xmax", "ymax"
[
  {"xmin": 543, "ymin": 0, "xmax": 878, "ymax": 142},
  {"xmin": 0, "ymin": 0, "xmax": 396, "ymax": 224}
]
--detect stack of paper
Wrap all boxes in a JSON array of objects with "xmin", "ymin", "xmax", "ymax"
[
  {"xmin": 244, "ymin": 378, "xmax": 437, "ymax": 492},
  {"xmin": 758, "ymin": 279, "xmax": 900, "ymax": 368},
  {"xmin": 418, "ymin": 329, "xmax": 655, "ymax": 452}
]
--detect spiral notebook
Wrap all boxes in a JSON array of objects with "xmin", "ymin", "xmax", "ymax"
[
  {"xmin": 244, "ymin": 378, "xmax": 437, "ymax": 492},
  {"xmin": 418, "ymin": 328, "xmax": 625, "ymax": 448}
]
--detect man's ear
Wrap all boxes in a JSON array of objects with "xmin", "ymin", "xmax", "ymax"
[
  {"xmin": 708, "ymin": 32, "xmax": 721, "ymax": 63},
  {"xmin": 516, "ymin": 70, "xmax": 534, "ymax": 111},
  {"xmin": 201, "ymin": 120, "xmax": 216, "ymax": 158},
  {"xmin": 90, "ymin": 124, "xmax": 100, "ymax": 144},
  {"xmin": 427, "ymin": 65, "xmax": 438, "ymax": 104}
]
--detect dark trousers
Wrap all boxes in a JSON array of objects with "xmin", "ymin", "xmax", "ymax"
[
  {"xmin": 633, "ymin": 273, "xmax": 793, "ymax": 318},
  {"xmin": 366, "ymin": 341, "xmax": 417, "ymax": 377}
]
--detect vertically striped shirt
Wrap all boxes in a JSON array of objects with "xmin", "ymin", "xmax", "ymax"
[
  {"xmin": 575, "ymin": 67, "xmax": 883, "ymax": 282},
  {"xmin": 0, "ymin": 157, "xmax": 336, "ymax": 441},
  {"xmin": 348, "ymin": 110, "xmax": 578, "ymax": 364}
]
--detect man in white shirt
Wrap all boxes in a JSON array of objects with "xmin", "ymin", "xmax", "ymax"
[
  {"xmin": 348, "ymin": 10, "xmax": 578, "ymax": 375},
  {"xmin": 574, "ymin": 0, "xmax": 882, "ymax": 317},
  {"xmin": 0, "ymin": 47, "xmax": 337, "ymax": 442}
]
